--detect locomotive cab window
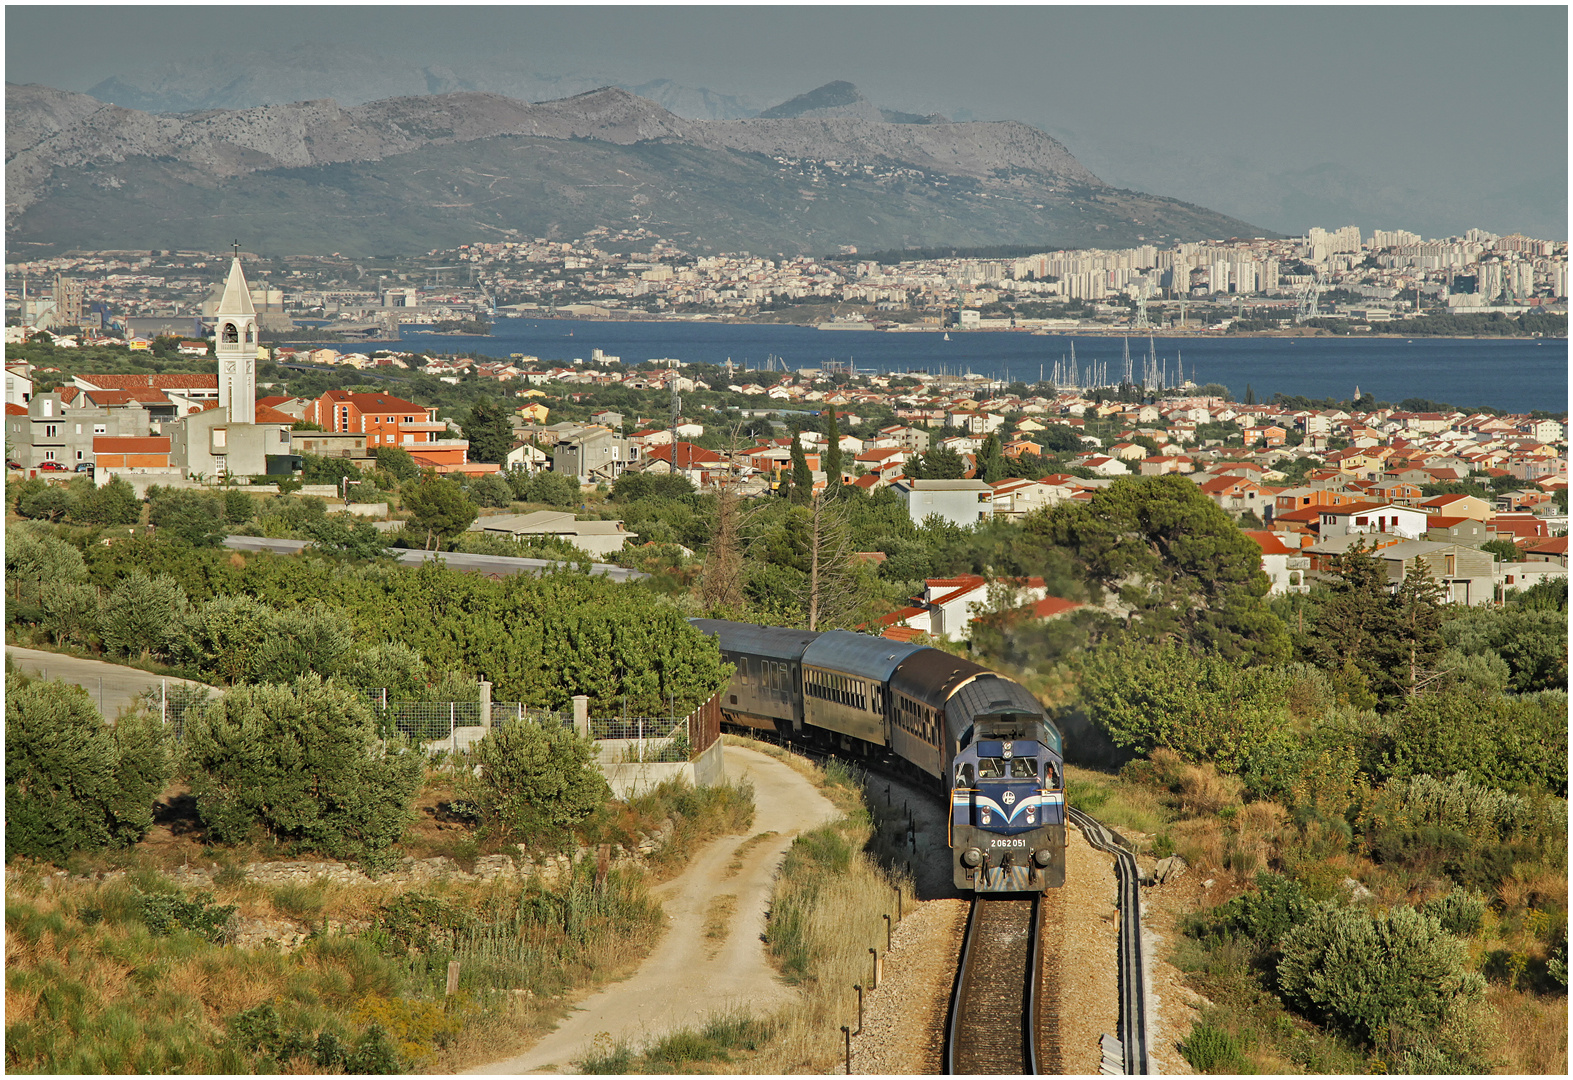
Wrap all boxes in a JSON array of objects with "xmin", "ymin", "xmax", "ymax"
[
  {"xmin": 977, "ymin": 758, "xmax": 1007, "ymax": 779},
  {"xmin": 1009, "ymin": 757, "xmax": 1039, "ymax": 780}
]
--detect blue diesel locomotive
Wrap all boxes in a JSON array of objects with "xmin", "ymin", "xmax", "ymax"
[{"xmin": 690, "ymin": 620, "xmax": 1065, "ymax": 892}]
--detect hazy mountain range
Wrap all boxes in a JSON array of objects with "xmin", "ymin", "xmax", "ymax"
[{"xmin": 8, "ymin": 73, "xmax": 1267, "ymax": 258}]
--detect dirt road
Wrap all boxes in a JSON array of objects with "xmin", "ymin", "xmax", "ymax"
[{"xmin": 469, "ymin": 744, "xmax": 839, "ymax": 1074}]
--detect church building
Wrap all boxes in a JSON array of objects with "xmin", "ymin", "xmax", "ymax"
[{"xmin": 168, "ymin": 256, "xmax": 295, "ymax": 477}]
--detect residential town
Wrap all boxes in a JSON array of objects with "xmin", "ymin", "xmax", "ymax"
[
  {"xmin": 6, "ymin": 224, "xmax": 1567, "ymax": 336},
  {"xmin": 7, "ymin": 252, "xmax": 1566, "ymax": 644}
]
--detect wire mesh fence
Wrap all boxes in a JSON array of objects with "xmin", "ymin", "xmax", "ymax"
[{"xmin": 143, "ymin": 682, "xmax": 722, "ymax": 764}]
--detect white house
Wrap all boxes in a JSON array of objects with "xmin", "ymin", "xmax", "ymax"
[{"xmin": 891, "ymin": 479, "xmax": 994, "ymax": 527}]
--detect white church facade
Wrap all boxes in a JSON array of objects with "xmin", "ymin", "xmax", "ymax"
[{"xmin": 167, "ymin": 256, "xmax": 292, "ymax": 478}]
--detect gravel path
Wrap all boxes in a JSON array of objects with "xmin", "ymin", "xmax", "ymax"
[{"xmin": 468, "ymin": 745, "xmax": 838, "ymax": 1074}]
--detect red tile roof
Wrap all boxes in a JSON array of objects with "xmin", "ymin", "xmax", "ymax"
[
  {"xmin": 77, "ymin": 373, "xmax": 218, "ymax": 390},
  {"xmin": 93, "ymin": 436, "xmax": 170, "ymax": 453},
  {"xmin": 1243, "ymin": 530, "xmax": 1297, "ymax": 556}
]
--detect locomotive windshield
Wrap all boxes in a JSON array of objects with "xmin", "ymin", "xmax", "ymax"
[{"xmin": 975, "ymin": 756, "xmax": 1038, "ymax": 780}]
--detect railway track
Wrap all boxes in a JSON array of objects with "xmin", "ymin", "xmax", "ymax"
[
  {"xmin": 944, "ymin": 894, "xmax": 1048, "ymax": 1074},
  {"xmin": 1067, "ymin": 807, "xmax": 1150, "ymax": 1075}
]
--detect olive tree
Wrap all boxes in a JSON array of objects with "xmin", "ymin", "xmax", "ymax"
[
  {"xmin": 181, "ymin": 675, "xmax": 424, "ymax": 862},
  {"xmin": 461, "ymin": 719, "xmax": 609, "ymax": 844},
  {"xmin": 5, "ymin": 676, "xmax": 172, "ymax": 863}
]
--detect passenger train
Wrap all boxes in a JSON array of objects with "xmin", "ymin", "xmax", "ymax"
[{"xmin": 690, "ymin": 620, "xmax": 1065, "ymax": 891}]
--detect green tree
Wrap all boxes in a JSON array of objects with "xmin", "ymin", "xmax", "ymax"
[
  {"xmin": 978, "ymin": 432, "xmax": 1006, "ymax": 482},
  {"xmin": 181, "ymin": 595, "xmax": 276, "ymax": 684},
  {"xmin": 181, "ymin": 675, "xmax": 424, "ymax": 861},
  {"xmin": 1441, "ymin": 604, "xmax": 1566, "ymax": 693},
  {"xmin": 915, "ymin": 445, "xmax": 965, "ymax": 480},
  {"xmin": 101, "ymin": 570, "xmax": 189, "ymax": 660},
  {"xmin": 788, "ymin": 433, "xmax": 812, "ymax": 504},
  {"xmin": 70, "ymin": 475, "xmax": 141, "ymax": 526},
  {"xmin": 463, "ymin": 401, "xmax": 513, "ymax": 465},
  {"xmin": 15, "ymin": 481, "xmax": 73, "ymax": 522},
  {"xmin": 460, "ymin": 719, "xmax": 610, "ymax": 843},
  {"xmin": 6, "ymin": 523, "xmax": 88, "ymax": 605},
  {"xmin": 5, "ymin": 676, "xmax": 172, "ymax": 863},
  {"xmin": 258, "ymin": 603, "xmax": 357, "ymax": 683},
  {"xmin": 404, "ymin": 475, "xmax": 478, "ymax": 550},
  {"xmin": 374, "ymin": 444, "xmax": 420, "ymax": 483},
  {"xmin": 147, "ymin": 488, "xmax": 229, "ymax": 546},
  {"xmin": 1031, "ymin": 475, "xmax": 1289, "ymax": 662},
  {"xmin": 1076, "ymin": 638, "xmax": 1290, "ymax": 771},
  {"xmin": 343, "ymin": 642, "xmax": 430, "ymax": 703},
  {"xmin": 1309, "ymin": 546, "xmax": 1448, "ymax": 703},
  {"xmin": 302, "ymin": 513, "xmax": 392, "ymax": 560},
  {"xmin": 823, "ymin": 409, "xmax": 844, "ymax": 487},
  {"xmin": 40, "ymin": 581, "xmax": 99, "ymax": 648},
  {"xmin": 1278, "ymin": 902, "xmax": 1486, "ymax": 1063},
  {"xmin": 1480, "ymin": 538, "xmax": 1524, "ymax": 562},
  {"xmin": 468, "ymin": 472, "xmax": 514, "ymax": 508},
  {"xmin": 300, "ymin": 452, "xmax": 362, "ymax": 488},
  {"xmin": 1381, "ymin": 687, "xmax": 1567, "ymax": 796}
]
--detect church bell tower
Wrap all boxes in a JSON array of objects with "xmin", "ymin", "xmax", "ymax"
[{"xmin": 214, "ymin": 249, "xmax": 257, "ymax": 425}]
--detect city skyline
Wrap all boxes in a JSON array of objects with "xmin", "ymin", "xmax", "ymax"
[{"xmin": 6, "ymin": 6, "xmax": 1567, "ymax": 242}]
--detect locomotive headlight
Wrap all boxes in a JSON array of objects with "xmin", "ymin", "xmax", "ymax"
[
  {"xmin": 1034, "ymin": 848, "xmax": 1053, "ymax": 868},
  {"xmin": 961, "ymin": 847, "xmax": 984, "ymax": 868},
  {"xmin": 1026, "ymin": 809, "xmax": 1036, "ymax": 824}
]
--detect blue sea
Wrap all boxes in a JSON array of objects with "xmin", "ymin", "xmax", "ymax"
[{"xmin": 346, "ymin": 321, "xmax": 1564, "ymax": 414}]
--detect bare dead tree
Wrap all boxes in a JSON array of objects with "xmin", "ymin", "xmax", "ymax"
[
  {"xmin": 700, "ymin": 478, "xmax": 746, "ymax": 613},
  {"xmin": 797, "ymin": 490, "xmax": 862, "ymax": 631}
]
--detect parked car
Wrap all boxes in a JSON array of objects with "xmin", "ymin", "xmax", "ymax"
[
  {"xmin": 37, "ymin": 461, "xmax": 68, "ymax": 472},
  {"xmin": 74, "ymin": 462, "xmax": 95, "ymax": 472},
  {"xmin": 5, "ymin": 459, "xmax": 21, "ymax": 470}
]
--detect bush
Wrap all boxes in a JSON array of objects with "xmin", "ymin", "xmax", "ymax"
[
  {"xmin": 466, "ymin": 472, "xmax": 514, "ymax": 508},
  {"xmin": 1207, "ymin": 871, "xmax": 1312, "ymax": 950},
  {"xmin": 1278, "ymin": 902, "xmax": 1485, "ymax": 1048},
  {"xmin": 461, "ymin": 719, "xmax": 609, "ymax": 843},
  {"xmin": 181, "ymin": 675, "xmax": 424, "ymax": 861},
  {"xmin": 1180, "ymin": 1022, "xmax": 1251, "ymax": 1074},
  {"xmin": 1077, "ymin": 639, "xmax": 1290, "ymax": 772},
  {"xmin": 1421, "ymin": 888, "xmax": 1487, "ymax": 937},
  {"xmin": 5, "ymin": 676, "xmax": 172, "ymax": 863},
  {"xmin": 1383, "ymin": 689, "xmax": 1568, "ymax": 796}
]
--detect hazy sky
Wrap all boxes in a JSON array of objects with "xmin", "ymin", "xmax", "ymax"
[{"xmin": 7, "ymin": 6, "xmax": 1568, "ymax": 238}]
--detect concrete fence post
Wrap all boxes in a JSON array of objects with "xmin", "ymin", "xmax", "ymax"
[
  {"xmin": 572, "ymin": 695, "xmax": 590, "ymax": 738},
  {"xmin": 479, "ymin": 679, "xmax": 492, "ymax": 729}
]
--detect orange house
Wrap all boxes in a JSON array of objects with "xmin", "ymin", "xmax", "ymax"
[{"xmin": 311, "ymin": 390, "xmax": 450, "ymax": 451}]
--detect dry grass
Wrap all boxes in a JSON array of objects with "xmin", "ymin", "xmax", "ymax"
[
  {"xmin": 704, "ymin": 895, "xmax": 738, "ymax": 944},
  {"xmin": 1486, "ymin": 985, "xmax": 1568, "ymax": 1074},
  {"xmin": 3, "ymin": 861, "xmax": 666, "ymax": 1074},
  {"xmin": 726, "ymin": 831, "xmax": 778, "ymax": 876}
]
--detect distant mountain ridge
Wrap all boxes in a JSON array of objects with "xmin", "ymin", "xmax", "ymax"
[{"xmin": 6, "ymin": 81, "xmax": 1268, "ymax": 256}]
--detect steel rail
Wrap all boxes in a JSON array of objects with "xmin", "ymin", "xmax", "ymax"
[
  {"xmin": 944, "ymin": 895, "xmax": 1043, "ymax": 1074},
  {"xmin": 1067, "ymin": 806, "xmax": 1149, "ymax": 1075}
]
